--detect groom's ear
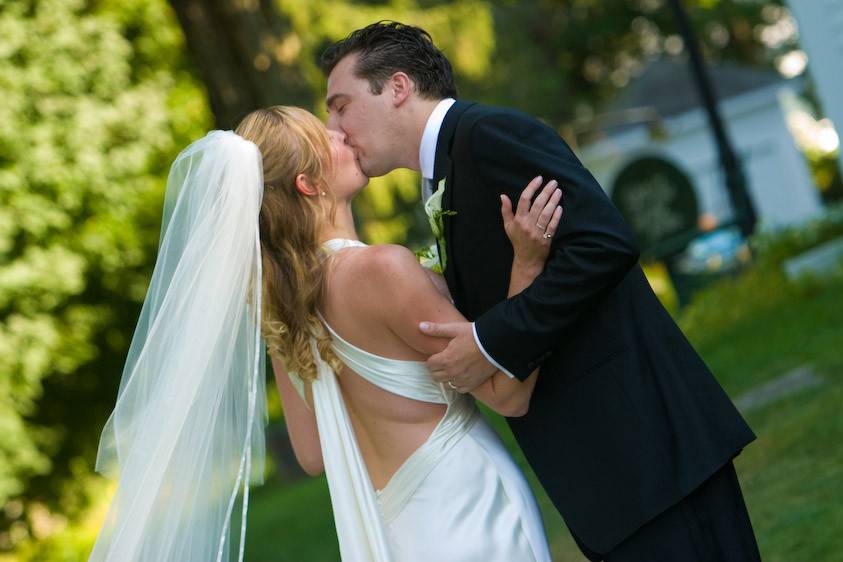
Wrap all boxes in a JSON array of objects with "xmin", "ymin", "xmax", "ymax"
[{"xmin": 389, "ymin": 72, "xmax": 413, "ymax": 107}]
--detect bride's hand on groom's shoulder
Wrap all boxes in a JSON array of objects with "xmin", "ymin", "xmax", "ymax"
[{"xmin": 500, "ymin": 176, "xmax": 563, "ymax": 274}]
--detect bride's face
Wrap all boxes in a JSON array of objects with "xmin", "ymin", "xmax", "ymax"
[{"xmin": 327, "ymin": 129, "xmax": 368, "ymax": 200}]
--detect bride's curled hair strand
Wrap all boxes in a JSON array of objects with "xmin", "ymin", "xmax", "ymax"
[{"xmin": 236, "ymin": 106, "xmax": 343, "ymax": 381}]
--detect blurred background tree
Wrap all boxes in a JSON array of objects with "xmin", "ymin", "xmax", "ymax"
[
  {"xmin": 5, "ymin": 0, "xmax": 829, "ymax": 558},
  {"xmin": 0, "ymin": 0, "xmax": 210, "ymax": 551}
]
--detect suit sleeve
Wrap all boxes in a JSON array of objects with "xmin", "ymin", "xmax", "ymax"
[{"xmin": 471, "ymin": 111, "xmax": 640, "ymax": 380}]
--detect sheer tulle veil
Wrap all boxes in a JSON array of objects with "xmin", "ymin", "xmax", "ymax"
[{"xmin": 89, "ymin": 130, "xmax": 268, "ymax": 561}]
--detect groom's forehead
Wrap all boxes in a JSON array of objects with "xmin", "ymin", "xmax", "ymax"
[{"xmin": 327, "ymin": 55, "xmax": 366, "ymax": 96}]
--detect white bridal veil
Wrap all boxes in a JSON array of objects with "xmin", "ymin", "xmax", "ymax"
[{"xmin": 89, "ymin": 131, "xmax": 268, "ymax": 562}]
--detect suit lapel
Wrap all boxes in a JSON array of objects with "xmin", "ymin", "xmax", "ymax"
[
  {"xmin": 432, "ymin": 100, "xmax": 473, "ymax": 183},
  {"xmin": 432, "ymin": 101, "xmax": 474, "ymax": 295}
]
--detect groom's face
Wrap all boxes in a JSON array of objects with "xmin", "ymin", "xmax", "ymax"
[{"xmin": 326, "ymin": 54, "xmax": 399, "ymax": 178}]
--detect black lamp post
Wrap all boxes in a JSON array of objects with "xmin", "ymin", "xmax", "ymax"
[{"xmin": 667, "ymin": 0, "xmax": 758, "ymax": 238}]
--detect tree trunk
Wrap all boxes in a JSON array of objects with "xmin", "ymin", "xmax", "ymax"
[{"xmin": 169, "ymin": 0, "xmax": 313, "ymax": 128}]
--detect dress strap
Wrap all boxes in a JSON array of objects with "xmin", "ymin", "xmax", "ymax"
[
  {"xmin": 318, "ymin": 315, "xmax": 448, "ymax": 405},
  {"xmin": 322, "ymin": 238, "xmax": 367, "ymax": 253},
  {"xmin": 309, "ymin": 342, "xmax": 395, "ymax": 561}
]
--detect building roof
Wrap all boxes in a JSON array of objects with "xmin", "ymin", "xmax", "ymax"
[{"xmin": 608, "ymin": 57, "xmax": 786, "ymax": 118}]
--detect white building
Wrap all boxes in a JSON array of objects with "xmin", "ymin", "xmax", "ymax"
[
  {"xmin": 578, "ymin": 58, "xmax": 823, "ymax": 242},
  {"xmin": 788, "ymin": 0, "xmax": 843, "ymax": 181}
]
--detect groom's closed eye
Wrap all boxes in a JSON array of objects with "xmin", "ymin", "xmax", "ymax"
[{"xmin": 326, "ymin": 94, "xmax": 349, "ymax": 114}]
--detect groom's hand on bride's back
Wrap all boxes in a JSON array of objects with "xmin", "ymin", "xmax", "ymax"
[{"xmin": 420, "ymin": 321, "xmax": 497, "ymax": 392}]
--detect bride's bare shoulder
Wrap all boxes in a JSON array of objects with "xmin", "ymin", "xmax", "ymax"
[
  {"xmin": 340, "ymin": 244, "xmax": 421, "ymax": 278},
  {"xmin": 329, "ymin": 244, "xmax": 427, "ymax": 303},
  {"xmin": 324, "ymin": 244, "xmax": 434, "ymax": 342}
]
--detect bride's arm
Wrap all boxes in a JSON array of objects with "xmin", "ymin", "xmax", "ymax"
[
  {"xmin": 424, "ymin": 268, "xmax": 452, "ymax": 301},
  {"xmin": 470, "ymin": 177, "xmax": 563, "ymax": 415},
  {"xmin": 270, "ymin": 355, "xmax": 324, "ymax": 476}
]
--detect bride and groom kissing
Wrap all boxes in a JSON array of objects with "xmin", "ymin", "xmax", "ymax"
[{"xmin": 89, "ymin": 20, "xmax": 761, "ymax": 562}]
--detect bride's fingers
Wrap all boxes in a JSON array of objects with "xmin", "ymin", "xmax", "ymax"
[
  {"xmin": 516, "ymin": 176, "xmax": 544, "ymax": 218},
  {"xmin": 536, "ymin": 187, "xmax": 563, "ymax": 233},
  {"xmin": 528, "ymin": 179, "xmax": 559, "ymax": 223},
  {"xmin": 543, "ymin": 206, "xmax": 563, "ymax": 241}
]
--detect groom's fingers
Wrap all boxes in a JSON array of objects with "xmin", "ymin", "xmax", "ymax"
[
  {"xmin": 429, "ymin": 367, "xmax": 448, "ymax": 382},
  {"xmin": 419, "ymin": 321, "xmax": 460, "ymax": 339},
  {"xmin": 426, "ymin": 351, "xmax": 448, "ymax": 377}
]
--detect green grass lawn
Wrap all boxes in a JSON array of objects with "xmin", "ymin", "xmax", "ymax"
[
  {"xmin": 241, "ymin": 279, "xmax": 843, "ymax": 561},
  {"xmin": 694, "ymin": 280, "xmax": 843, "ymax": 562}
]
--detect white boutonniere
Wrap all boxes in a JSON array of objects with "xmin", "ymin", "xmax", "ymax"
[
  {"xmin": 421, "ymin": 179, "xmax": 457, "ymax": 272},
  {"xmin": 415, "ymin": 243, "xmax": 442, "ymax": 273}
]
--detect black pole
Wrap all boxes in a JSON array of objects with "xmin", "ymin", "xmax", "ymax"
[{"xmin": 667, "ymin": 0, "xmax": 757, "ymax": 237}]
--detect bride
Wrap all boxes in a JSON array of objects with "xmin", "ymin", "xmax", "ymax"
[{"xmin": 89, "ymin": 105, "xmax": 561, "ymax": 561}]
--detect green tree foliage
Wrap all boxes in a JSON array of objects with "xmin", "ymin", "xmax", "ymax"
[
  {"xmin": 455, "ymin": 0, "xmax": 790, "ymax": 127},
  {"xmin": 0, "ymin": 0, "xmax": 210, "ymax": 549}
]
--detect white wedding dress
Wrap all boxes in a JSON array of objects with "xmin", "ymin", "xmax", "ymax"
[{"xmin": 291, "ymin": 239, "xmax": 552, "ymax": 562}]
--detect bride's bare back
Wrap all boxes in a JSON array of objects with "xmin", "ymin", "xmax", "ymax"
[{"xmin": 320, "ymin": 244, "xmax": 448, "ymax": 490}]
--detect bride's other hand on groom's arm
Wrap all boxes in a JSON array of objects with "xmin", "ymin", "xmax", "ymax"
[
  {"xmin": 500, "ymin": 176, "xmax": 563, "ymax": 284},
  {"xmin": 501, "ymin": 176, "xmax": 563, "ymax": 280},
  {"xmin": 420, "ymin": 176, "xmax": 563, "ymax": 395}
]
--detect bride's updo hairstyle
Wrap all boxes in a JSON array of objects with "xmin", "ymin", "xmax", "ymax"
[{"xmin": 236, "ymin": 106, "xmax": 342, "ymax": 381}]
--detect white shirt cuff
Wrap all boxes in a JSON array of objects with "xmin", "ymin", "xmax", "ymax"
[{"xmin": 471, "ymin": 322, "xmax": 516, "ymax": 379}]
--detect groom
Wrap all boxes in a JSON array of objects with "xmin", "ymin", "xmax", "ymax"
[{"xmin": 322, "ymin": 21, "xmax": 760, "ymax": 561}]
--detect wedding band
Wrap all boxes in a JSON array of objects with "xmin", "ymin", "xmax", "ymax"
[
  {"xmin": 543, "ymin": 233, "xmax": 552, "ymax": 239},
  {"xmin": 447, "ymin": 380, "xmax": 458, "ymax": 390},
  {"xmin": 535, "ymin": 223, "xmax": 547, "ymax": 231}
]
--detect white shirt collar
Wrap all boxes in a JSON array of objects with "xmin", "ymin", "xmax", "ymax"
[{"xmin": 420, "ymin": 98, "xmax": 456, "ymax": 180}]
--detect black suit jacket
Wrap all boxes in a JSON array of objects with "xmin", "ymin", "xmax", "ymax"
[{"xmin": 434, "ymin": 100, "xmax": 756, "ymax": 554}]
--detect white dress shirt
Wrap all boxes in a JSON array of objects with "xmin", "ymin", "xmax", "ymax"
[
  {"xmin": 419, "ymin": 98, "xmax": 516, "ymax": 379},
  {"xmin": 420, "ymin": 98, "xmax": 456, "ymax": 185}
]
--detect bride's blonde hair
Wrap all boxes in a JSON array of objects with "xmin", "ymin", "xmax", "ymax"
[{"xmin": 236, "ymin": 106, "xmax": 342, "ymax": 381}]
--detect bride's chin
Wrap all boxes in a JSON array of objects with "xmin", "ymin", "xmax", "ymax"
[
  {"xmin": 353, "ymin": 179, "xmax": 369, "ymax": 195},
  {"xmin": 354, "ymin": 170, "xmax": 370, "ymax": 188}
]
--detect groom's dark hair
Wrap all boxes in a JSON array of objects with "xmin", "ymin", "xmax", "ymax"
[{"xmin": 320, "ymin": 21, "xmax": 457, "ymax": 100}]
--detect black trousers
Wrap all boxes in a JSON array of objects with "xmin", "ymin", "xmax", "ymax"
[{"xmin": 573, "ymin": 461, "xmax": 761, "ymax": 562}]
